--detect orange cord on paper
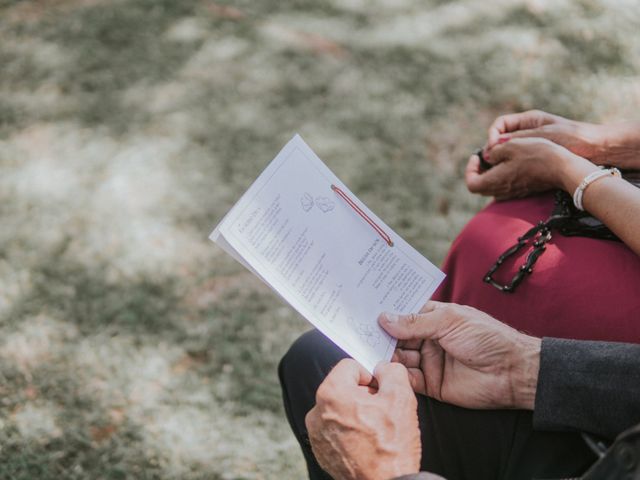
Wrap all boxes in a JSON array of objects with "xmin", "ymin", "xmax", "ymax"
[{"xmin": 331, "ymin": 184, "xmax": 394, "ymax": 247}]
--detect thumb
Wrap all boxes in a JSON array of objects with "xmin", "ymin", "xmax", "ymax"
[
  {"xmin": 373, "ymin": 361, "xmax": 412, "ymax": 395},
  {"xmin": 465, "ymin": 153, "xmax": 500, "ymax": 195},
  {"xmin": 465, "ymin": 158, "xmax": 510, "ymax": 195},
  {"xmin": 378, "ymin": 303, "xmax": 459, "ymax": 341},
  {"xmin": 328, "ymin": 358, "xmax": 374, "ymax": 387}
]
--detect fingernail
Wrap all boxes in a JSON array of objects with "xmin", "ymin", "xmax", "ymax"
[
  {"xmin": 498, "ymin": 135, "xmax": 510, "ymax": 144},
  {"xmin": 381, "ymin": 312, "xmax": 399, "ymax": 323}
]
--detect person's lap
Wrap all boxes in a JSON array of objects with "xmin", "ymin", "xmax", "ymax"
[
  {"xmin": 433, "ymin": 193, "xmax": 640, "ymax": 343},
  {"xmin": 280, "ymin": 329, "xmax": 596, "ymax": 480}
]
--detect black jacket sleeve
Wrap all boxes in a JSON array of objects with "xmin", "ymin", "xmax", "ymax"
[{"xmin": 533, "ymin": 337, "xmax": 640, "ymax": 439}]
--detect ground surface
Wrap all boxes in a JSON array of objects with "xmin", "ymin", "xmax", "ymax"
[{"xmin": 1, "ymin": 0, "xmax": 639, "ymax": 478}]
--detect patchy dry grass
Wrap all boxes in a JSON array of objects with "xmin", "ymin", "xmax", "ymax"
[{"xmin": 1, "ymin": 0, "xmax": 639, "ymax": 478}]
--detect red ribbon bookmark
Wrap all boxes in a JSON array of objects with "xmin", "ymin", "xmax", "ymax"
[{"xmin": 331, "ymin": 184, "xmax": 394, "ymax": 247}]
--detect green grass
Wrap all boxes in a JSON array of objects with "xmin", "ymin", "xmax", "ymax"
[{"xmin": 1, "ymin": 0, "xmax": 639, "ymax": 477}]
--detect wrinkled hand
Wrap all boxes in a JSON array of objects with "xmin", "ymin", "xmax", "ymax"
[
  {"xmin": 305, "ymin": 359, "xmax": 421, "ymax": 480},
  {"xmin": 485, "ymin": 109, "xmax": 607, "ymax": 163},
  {"xmin": 465, "ymin": 137, "xmax": 593, "ymax": 200},
  {"xmin": 379, "ymin": 301, "xmax": 541, "ymax": 410}
]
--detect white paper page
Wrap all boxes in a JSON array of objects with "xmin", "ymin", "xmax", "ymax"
[
  {"xmin": 216, "ymin": 234, "xmax": 289, "ymax": 303},
  {"xmin": 211, "ymin": 135, "xmax": 445, "ymax": 373}
]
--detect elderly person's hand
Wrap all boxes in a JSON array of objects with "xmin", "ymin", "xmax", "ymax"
[
  {"xmin": 379, "ymin": 301, "xmax": 541, "ymax": 411},
  {"xmin": 465, "ymin": 137, "xmax": 598, "ymax": 200},
  {"xmin": 305, "ymin": 359, "xmax": 423, "ymax": 480}
]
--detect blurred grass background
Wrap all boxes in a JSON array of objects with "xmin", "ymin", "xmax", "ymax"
[{"xmin": 1, "ymin": 0, "xmax": 639, "ymax": 478}]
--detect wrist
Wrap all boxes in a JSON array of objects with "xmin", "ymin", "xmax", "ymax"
[
  {"xmin": 558, "ymin": 153, "xmax": 600, "ymax": 195},
  {"xmin": 372, "ymin": 444, "xmax": 420, "ymax": 480},
  {"xmin": 378, "ymin": 465, "xmax": 420, "ymax": 480},
  {"xmin": 510, "ymin": 335, "xmax": 541, "ymax": 410},
  {"xmin": 382, "ymin": 455, "xmax": 420, "ymax": 480},
  {"xmin": 580, "ymin": 122, "xmax": 611, "ymax": 164}
]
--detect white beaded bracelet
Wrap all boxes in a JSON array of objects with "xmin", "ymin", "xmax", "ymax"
[{"xmin": 573, "ymin": 167, "xmax": 621, "ymax": 211}]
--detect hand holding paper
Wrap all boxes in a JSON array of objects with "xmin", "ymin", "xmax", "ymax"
[{"xmin": 210, "ymin": 135, "xmax": 445, "ymax": 373}]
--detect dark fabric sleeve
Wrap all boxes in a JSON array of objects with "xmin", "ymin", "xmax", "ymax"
[{"xmin": 533, "ymin": 337, "xmax": 640, "ymax": 439}]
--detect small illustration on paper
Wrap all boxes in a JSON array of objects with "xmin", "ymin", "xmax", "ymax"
[
  {"xmin": 315, "ymin": 196, "xmax": 335, "ymax": 213},
  {"xmin": 347, "ymin": 316, "xmax": 381, "ymax": 347},
  {"xmin": 300, "ymin": 192, "xmax": 314, "ymax": 212}
]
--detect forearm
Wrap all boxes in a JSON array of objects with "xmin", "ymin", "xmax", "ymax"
[{"xmin": 559, "ymin": 155, "xmax": 640, "ymax": 258}]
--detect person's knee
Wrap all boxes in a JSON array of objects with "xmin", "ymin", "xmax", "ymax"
[
  {"xmin": 281, "ymin": 329, "xmax": 327, "ymax": 365},
  {"xmin": 279, "ymin": 329, "xmax": 346, "ymax": 391}
]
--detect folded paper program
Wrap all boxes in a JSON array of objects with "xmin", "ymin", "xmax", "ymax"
[{"xmin": 210, "ymin": 135, "xmax": 445, "ymax": 373}]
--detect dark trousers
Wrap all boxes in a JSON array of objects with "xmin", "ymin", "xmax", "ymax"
[{"xmin": 279, "ymin": 329, "xmax": 597, "ymax": 480}]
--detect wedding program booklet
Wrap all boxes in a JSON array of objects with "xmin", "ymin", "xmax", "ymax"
[{"xmin": 210, "ymin": 135, "xmax": 445, "ymax": 373}]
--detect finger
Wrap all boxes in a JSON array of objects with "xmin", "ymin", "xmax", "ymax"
[
  {"xmin": 466, "ymin": 157, "xmax": 510, "ymax": 196},
  {"xmin": 384, "ymin": 301, "xmax": 442, "ymax": 350},
  {"xmin": 407, "ymin": 367, "xmax": 426, "ymax": 395},
  {"xmin": 401, "ymin": 301, "xmax": 445, "ymax": 347},
  {"xmin": 420, "ymin": 340, "xmax": 445, "ymax": 400},
  {"xmin": 328, "ymin": 358, "xmax": 374, "ymax": 387},
  {"xmin": 506, "ymin": 125, "xmax": 571, "ymax": 149},
  {"xmin": 397, "ymin": 338, "xmax": 423, "ymax": 350},
  {"xmin": 507, "ymin": 127, "xmax": 546, "ymax": 139},
  {"xmin": 489, "ymin": 137, "xmax": 538, "ymax": 164},
  {"xmin": 378, "ymin": 307, "xmax": 460, "ymax": 342},
  {"xmin": 393, "ymin": 348, "xmax": 421, "ymax": 368},
  {"xmin": 373, "ymin": 361, "xmax": 412, "ymax": 395},
  {"xmin": 485, "ymin": 141, "xmax": 511, "ymax": 165},
  {"xmin": 464, "ymin": 154, "xmax": 485, "ymax": 194},
  {"xmin": 488, "ymin": 110, "xmax": 555, "ymax": 148}
]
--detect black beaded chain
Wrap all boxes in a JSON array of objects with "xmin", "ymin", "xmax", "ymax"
[
  {"xmin": 473, "ymin": 149, "xmax": 628, "ymax": 294},
  {"xmin": 483, "ymin": 220, "xmax": 552, "ymax": 293}
]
